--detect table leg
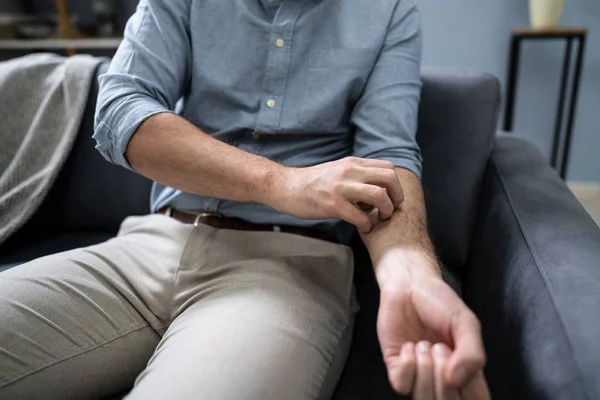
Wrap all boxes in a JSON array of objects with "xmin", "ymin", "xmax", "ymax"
[
  {"xmin": 560, "ymin": 35, "xmax": 587, "ymax": 179},
  {"xmin": 550, "ymin": 38, "xmax": 573, "ymax": 169},
  {"xmin": 503, "ymin": 36, "xmax": 522, "ymax": 132}
]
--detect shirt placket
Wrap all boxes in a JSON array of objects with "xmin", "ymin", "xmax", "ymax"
[
  {"xmin": 215, "ymin": 1, "xmax": 304, "ymax": 216},
  {"xmin": 253, "ymin": 0, "xmax": 305, "ymax": 136}
]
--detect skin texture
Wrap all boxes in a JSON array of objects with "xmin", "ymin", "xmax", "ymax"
[
  {"xmin": 362, "ymin": 169, "xmax": 491, "ymax": 399},
  {"xmin": 128, "ymin": 112, "xmax": 404, "ymax": 232},
  {"xmin": 127, "ymin": 112, "xmax": 490, "ymax": 398}
]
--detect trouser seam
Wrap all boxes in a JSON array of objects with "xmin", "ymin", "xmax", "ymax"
[
  {"xmin": 314, "ymin": 312, "xmax": 351, "ymax": 400},
  {"xmin": 167, "ymin": 225, "xmax": 201, "ymax": 324},
  {"xmin": 0, "ymin": 324, "xmax": 150, "ymax": 390}
]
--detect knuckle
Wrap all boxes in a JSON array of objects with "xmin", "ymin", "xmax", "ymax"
[
  {"xmin": 323, "ymin": 198, "xmax": 339, "ymax": 212},
  {"xmin": 371, "ymin": 187, "xmax": 387, "ymax": 201},
  {"xmin": 331, "ymin": 181, "xmax": 344, "ymax": 193},
  {"xmin": 341, "ymin": 164, "xmax": 358, "ymax": 178},
  {"xmin": 383, "ymin": 168, "xmax": 397, "ymax": 180}
]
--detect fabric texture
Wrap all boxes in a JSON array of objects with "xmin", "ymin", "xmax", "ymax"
[
  {"xmin": 0, "ymin": 214, "xmax": 356, "ymax": 400},
  {"xmin": 417, "ymin": 68, "xmax": 500, "ymax": 269},
  {"xmin": 464, "ymin": 135, "xmax": 600, "ymax": 399},
  {"xmin": 0, "ymin": 53, "xmax": 102, "ymax": 246},
  {"xmin": 93, "ymin": 0, "xmax": 422, "ymax": 243}
]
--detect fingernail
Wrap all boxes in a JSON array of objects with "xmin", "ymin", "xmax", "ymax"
[
  {"xmin": 433, "ymin": 343, "xmax": 450, "ymax": 357},
  {"xmin": 403, "ymin": 342, "xmax": 414, "ymax": 354},
  {"xmin": 417, "ymin": 341, "xmax": 431, "ymax": 354}
]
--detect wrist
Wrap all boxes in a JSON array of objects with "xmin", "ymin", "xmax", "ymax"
[
  {"xmin": 374, "ymin": 247, "xmax": 441, "ymax": 290},
  {"xmin": 253, "ymin": 162, "xmax": 293, "ymax": 209}
]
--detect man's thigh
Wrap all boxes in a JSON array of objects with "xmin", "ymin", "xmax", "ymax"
[
  {"xmin": 127, "ymin": 230, "xmax": 356, "ymax": 400},
  {"xmin": 0, "ymin": 214, "xmax": 193, "ymax": 400}
]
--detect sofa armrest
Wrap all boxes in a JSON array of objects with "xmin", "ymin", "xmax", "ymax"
[{"xmin": 464, "ymin": 135, "xmax": 600, "ymax": 400}]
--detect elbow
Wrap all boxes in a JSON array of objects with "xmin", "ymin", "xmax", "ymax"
[
  {"xmin": 93, "ymin": 88, "xmax": 171, "ymax": 170},
  {"xmin": 93, "ymin": 95, "xmax": 130, "ymax": 168}
]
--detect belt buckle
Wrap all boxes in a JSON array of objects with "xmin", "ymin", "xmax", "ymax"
[{"xmin": 194, "ymin": 211, "xmax": 223, "ymax": 227}]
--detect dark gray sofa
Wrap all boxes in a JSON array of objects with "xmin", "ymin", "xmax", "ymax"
[{"xmin": 1, "ymin": 61, "xmax": 599, "ymax": 399}]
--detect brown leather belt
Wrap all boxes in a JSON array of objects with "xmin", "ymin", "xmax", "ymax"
[{"xmin": 157, "ymin": 207, "xmax": 337, "ymax": 244}]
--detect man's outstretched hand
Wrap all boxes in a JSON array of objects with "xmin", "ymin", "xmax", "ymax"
[{"xmin": 376, "ymin": 249, "xmax": 491, "ymax": 399}]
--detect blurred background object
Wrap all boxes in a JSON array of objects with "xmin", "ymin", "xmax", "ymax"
[
  {"xmin": 0, "ymin": 0, "xmax": 128, "ymax": 59},
  {"xmin": 418, "ymin": 0, "xmax": 598, "ymax": 216},
  {"xmin": 54, "ymin": 0, "xmax": 76, "ymax": 55},
  {"xmin": 54, "ymin": 0, "xmax": 75, "ymax": 39},
  {"xmin": 0, "ymin": 0, "xmax": 23, "ymax": 14},
  {"xmin": 92, "ymin": 0, "xmax": 118, "ymax": 37},
  {"xmin": 0, "ymin": 0, "xmax": 24, "ymax": 39},
  {"xmin": 530, "ymin": 0, "xmax": 566, "ymax": 28},
  {"xmin": 504, "ymin": 26, "xmax": 587, "ymax": 180}
]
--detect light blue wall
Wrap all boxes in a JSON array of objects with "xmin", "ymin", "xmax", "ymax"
[{"xmin": 418, "ymin": 0, "xmax": 600, "ymax": 182}]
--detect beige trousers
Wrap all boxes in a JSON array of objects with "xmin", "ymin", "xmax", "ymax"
[{"xmin": 0, "ymin": 214, "xmax": 356, "ymax": 400}]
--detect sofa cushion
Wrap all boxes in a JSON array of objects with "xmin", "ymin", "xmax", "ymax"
[{"xmin": 418, "ymin": 68, "xmax": 500, "ymax": 270}]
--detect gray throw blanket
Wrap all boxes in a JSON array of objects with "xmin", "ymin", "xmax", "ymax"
[{"xmin": 0, "ymin": 53, "xmax": 103, "ymax": 245}]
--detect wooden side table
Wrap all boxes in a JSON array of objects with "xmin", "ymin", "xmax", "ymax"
[{"xmin": 503, "ymin": 27, "xmax": 588, "ymax": 179}]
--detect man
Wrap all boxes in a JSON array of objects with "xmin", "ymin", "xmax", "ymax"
[{"xmin": 0, "ymin": 0, "xmax": 490, "ymax": 399}]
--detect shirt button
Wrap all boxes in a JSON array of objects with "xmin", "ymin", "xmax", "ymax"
[
  {"xmin": 267, "ymin": 0, "xmax": 275, "ymax": 3},
  {"xmin": 275, "ymin": 38, "xmax": 285, "ymax": 47},
  {"xmin": 266, "ymin": 99, "xmax": 276, "ymax": 108},
  {"xmin": 252, "ymin": 132, "xmax": 260, "ymax": 140}
]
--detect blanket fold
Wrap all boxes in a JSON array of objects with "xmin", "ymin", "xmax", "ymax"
[{"xmin": 0, "ymin": 53, "xmax": 103, "ymax": 246}]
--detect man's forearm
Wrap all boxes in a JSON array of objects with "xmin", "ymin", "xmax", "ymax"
[
  {"xmin": 361, "ymin": 168, "xmax": 441, "ymax": 284},
  {"xmin": 127, "ymin": 112, "xmax": 281, "ymax": 205}
]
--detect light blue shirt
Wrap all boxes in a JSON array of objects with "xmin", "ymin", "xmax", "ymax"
[{"xmin": 94, "ymin": 0, "xmax": 422, "ymax": 244}]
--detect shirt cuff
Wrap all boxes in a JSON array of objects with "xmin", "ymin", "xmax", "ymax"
[
  {"xmin": 360, "ymin": 151, "xmax": 423, "ymax": 180},
  {"xmin": 94, "ymin": 105, "xmax": 175, "ymax": 171}
]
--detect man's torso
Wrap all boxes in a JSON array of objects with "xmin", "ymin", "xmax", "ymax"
[{"xmin": 106, "ymin": 0, "xmax": 418, "ymax": 244}]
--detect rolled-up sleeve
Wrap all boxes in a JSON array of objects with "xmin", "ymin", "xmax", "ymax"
[
  {"xmin": 93, "ymin": 0, "xmax": 191, "ymax": 169},
  {"xmin": 351, "ymin": 0, "xmax": 423, "ymax": 178}
]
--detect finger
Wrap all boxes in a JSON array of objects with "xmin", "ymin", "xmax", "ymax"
[
  {"xmin": 433, "ymin": 344, "xmax": 459, "ymax": 400},
  {"xmin": 389, "ymin": 342, "xmax": 416, "ymax": 395},
  {"xmin": 356, "ymin": 202, "xmax": 375, "ymax": 212},
  {"xmin": 351, "ymin": 157, "xmax": 396, "ymax": 170},
  {"xmin": 414, "ymin": 341, "xmax": 435, "ymax": 400},
  {"xmin": 343, "ymin": 183, "xmax": 394, "ymax": 220},
  {"xmin": 336, "ymin": 200, "xmax": 372, "ymax": 233},
  {"xmin": 360, "ymin": 167, "xmax": 404, "ymax": 208},
  {"xmin": 459, "ymin": 370, "xmax": 491, "ymax": 400},
  {"xmin": 446, "ymin": 311, "xmax": 486, "ymax": 387}
]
